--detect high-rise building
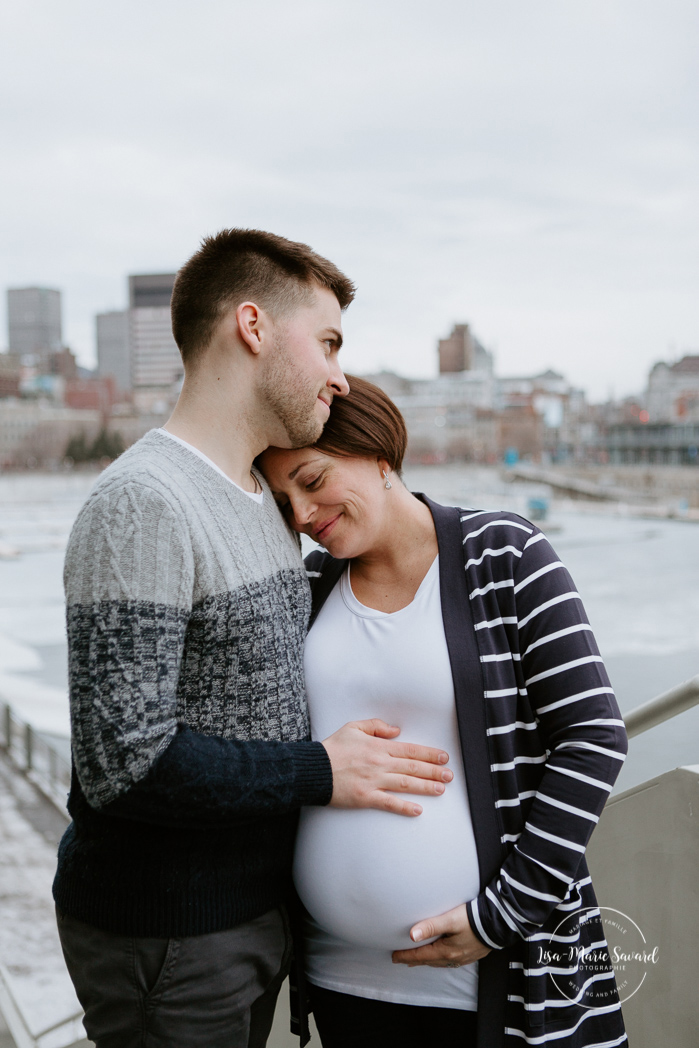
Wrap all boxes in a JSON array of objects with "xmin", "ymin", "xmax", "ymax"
[
  {"xmin": 128, "ymin": 273, "xmax": 181, "ymax": 409},
  {"xmin": 438, "ymin": 323, "xmax": 476, "ymax": 373},
  {"xmin": 437, "ymin": 323, "xmax": 494, "ymax": 375},
  {"xmin": 96, "ymin": 311, "xmax": 131, "ymax": 392},
  {"xmin": 7, "ymin": 287, "xmax": 62, "ymax": 365}
]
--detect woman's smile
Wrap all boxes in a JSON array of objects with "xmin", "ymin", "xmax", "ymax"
[{"xmin": 312, "ymin": 513, "xmax": 342, "ymax": 543}]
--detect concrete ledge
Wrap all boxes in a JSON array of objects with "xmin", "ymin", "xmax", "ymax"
[{"xmin": 587, "ymin": 765, "xmax": 699, "ymax": 1047}]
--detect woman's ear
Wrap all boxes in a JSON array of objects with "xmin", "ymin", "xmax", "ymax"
[{"xmin": 378, "ymin": 457, "xmax": 393, "ymax": 489}]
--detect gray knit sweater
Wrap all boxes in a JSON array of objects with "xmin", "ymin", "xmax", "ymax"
[{"xmin": 53, "ymin": 429, "xmax": 333, "ymax": 937}]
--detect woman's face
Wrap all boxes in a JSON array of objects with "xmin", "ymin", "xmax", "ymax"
[{"xmin": 258, "ymin": 447, "xmax": 391, "ymax": 559}]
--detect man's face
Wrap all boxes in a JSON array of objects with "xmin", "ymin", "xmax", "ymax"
[{"xmin": 260, "ymin": 285, "xmax": 350, "ymax": 448}]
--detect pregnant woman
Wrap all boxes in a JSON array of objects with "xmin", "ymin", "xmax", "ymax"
[{"xmin": 259, "ymin": 377, "xmax": 628, "ymax": 1048}]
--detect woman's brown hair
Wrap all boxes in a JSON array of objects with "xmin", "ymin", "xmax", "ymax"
[{"xmin": 313, "ymin": 374, "xmax": 408, "ymax": 474}]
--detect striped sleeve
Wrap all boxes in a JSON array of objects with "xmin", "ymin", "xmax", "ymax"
[{"xmin": 466, "ymin": 529, "xmax": 628, "ymax": 950}]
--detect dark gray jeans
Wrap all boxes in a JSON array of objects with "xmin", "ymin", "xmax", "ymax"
[{"xmin": 56, "ymin": 906, "xmax": 292, "ymax": 1048}]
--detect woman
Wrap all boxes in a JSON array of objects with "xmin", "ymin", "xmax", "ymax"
[{"xmin": 258, "ymin": 376, "xmax": 628, "ymax": 1048}]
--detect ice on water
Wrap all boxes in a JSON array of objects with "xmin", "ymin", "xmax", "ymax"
[{"xmin": 0, "ymin": 473, "xmax": 97, "ymax": 735}]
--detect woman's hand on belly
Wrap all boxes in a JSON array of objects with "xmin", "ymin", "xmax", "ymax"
[{"xmin": 392, "ymin": 904, "xmax": 492, "ymax": 968}]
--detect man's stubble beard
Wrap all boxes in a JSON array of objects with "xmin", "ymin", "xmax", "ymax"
[{"xmin": 260, "ymin": 334, "xmax": 326, "ymax": 448}]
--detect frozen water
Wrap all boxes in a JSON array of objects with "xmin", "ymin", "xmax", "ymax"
[{"xmin": 0, "ymin": 474, "xmax": 97, "ymax": 742}]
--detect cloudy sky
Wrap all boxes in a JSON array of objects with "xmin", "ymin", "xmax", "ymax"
[{"xmin": 1, "ymin": 0, "xmax": 697, "ymax": 400}]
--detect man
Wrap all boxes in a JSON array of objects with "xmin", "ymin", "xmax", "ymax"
[{"xmin": 53, "ymin": 229, "xmax": 452, "ymax": 1048}]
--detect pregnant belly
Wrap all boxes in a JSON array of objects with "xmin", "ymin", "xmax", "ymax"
[{"xmin": 293, "ymin": 798, "xmax": 480, "ymax": 951}]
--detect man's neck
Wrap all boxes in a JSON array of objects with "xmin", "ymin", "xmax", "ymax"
[{"xmin": 163, "ymin": 377, "xmax": 265, "ymax": 493}]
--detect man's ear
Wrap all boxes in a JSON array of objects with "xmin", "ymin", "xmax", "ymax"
[{"xmin": 236, "ymin": 301, "xmax": 265, "ymax": 355}]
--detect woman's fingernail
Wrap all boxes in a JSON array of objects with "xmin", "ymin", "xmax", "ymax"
[
  {"xmin": 434, "ymin": 783, "xmax": 445, "ymax": 794},
  {"xmin": 438, "ymin": 752, "xmax": 449, "ymax": 764},
  {"xmin": 413, "ymin": 804, "xmax": 423, "ymax": 815},
  {"xmin": 442, "ymin": 769, "xmax": 453, "ymax": 782},
  {"xmin": 413, "ymin": 928, "xmax": 423, "ymax": 942}
]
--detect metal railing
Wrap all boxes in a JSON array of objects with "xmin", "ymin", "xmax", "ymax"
[
  {"xmin": 623, "ymin": 674, "xmax": 699, "ymax": 739},
  {"xmin": 1, "ymin": 711, "xmax": 79, "ymax": 1046},
  {"xmin": 0, "ymin": 702, "xmax": 71, "ymax": 815}
]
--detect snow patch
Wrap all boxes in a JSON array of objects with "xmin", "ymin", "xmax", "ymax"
[{"xmin": 0, "ymin": 778, "xmax": 84, "ymax": 1043}]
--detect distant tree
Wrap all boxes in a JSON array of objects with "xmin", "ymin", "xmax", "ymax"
[
  {"xmin": 64, "ymin": 431, "xmax": 89, "ymax": 463},
  {"xmin": 90, "ymin": 428, "xmax": 124, "ymax": 461},
  {"xmin": 108, "ymin": 429, "xmax": 125, "ymax": 459},
  {"xmin": 64, "ymin": 428, "xmax": 124, "ymax": 465}
]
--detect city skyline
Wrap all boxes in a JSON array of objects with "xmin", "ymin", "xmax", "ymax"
[
  {"xmin": 2, "ymin": 275, "xmax": 696, "ymax": 407},
  {"xmin": 1, "ymin": 1, "xmax": 697, "ymax": 401},
  {"xmin": 3, "ymin": 289, "xmax": 698, "ymax": 469},
  {"xmin": 2, "ymin": 256, "xmax": 697, "ymax": 406}
]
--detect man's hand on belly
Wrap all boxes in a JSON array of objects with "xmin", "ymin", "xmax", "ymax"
[
  {"xmin": 391, "ymin": 904, "xmax": 492, "ymax": 967},
  {"xmin": 322, "ymin": 719, "xmax": 453, "ymax": 817}
]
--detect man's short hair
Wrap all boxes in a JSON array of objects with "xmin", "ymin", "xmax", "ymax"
[{"xmin": 171, "ymin": 228, "xmax": 356, "ymax": 367}]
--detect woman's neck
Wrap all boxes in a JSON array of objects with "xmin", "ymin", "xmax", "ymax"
[{"xmin": 349, "ymin": 488, "xmax": 439, "ymax": 613}]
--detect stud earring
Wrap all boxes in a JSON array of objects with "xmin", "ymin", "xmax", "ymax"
[{"xmin": 382, "ymin": 470, "xmax": 392, "ymax": 490}]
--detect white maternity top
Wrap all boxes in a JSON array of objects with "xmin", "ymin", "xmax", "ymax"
[{"xmin": 295, "ymin": 557, "xmax": 480, "ymax": 1010}]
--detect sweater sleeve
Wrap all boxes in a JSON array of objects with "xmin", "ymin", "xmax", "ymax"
[
  {"xmin": 65, "ymin": 481, "xmax": 332, "ymax": 827},
  {"xmin": 466, "ymin": 529, "xmax": 628, "ymax": 949}
]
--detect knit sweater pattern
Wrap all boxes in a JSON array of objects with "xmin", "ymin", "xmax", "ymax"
[{"xmin": 53, "ymin": 429, "xmax": 333, "ymax": 937}]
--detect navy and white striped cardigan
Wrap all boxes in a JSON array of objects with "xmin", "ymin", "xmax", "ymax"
[{"xmin": 303, "ymin": 496, "xmax": 628, "ymax": 1048}]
